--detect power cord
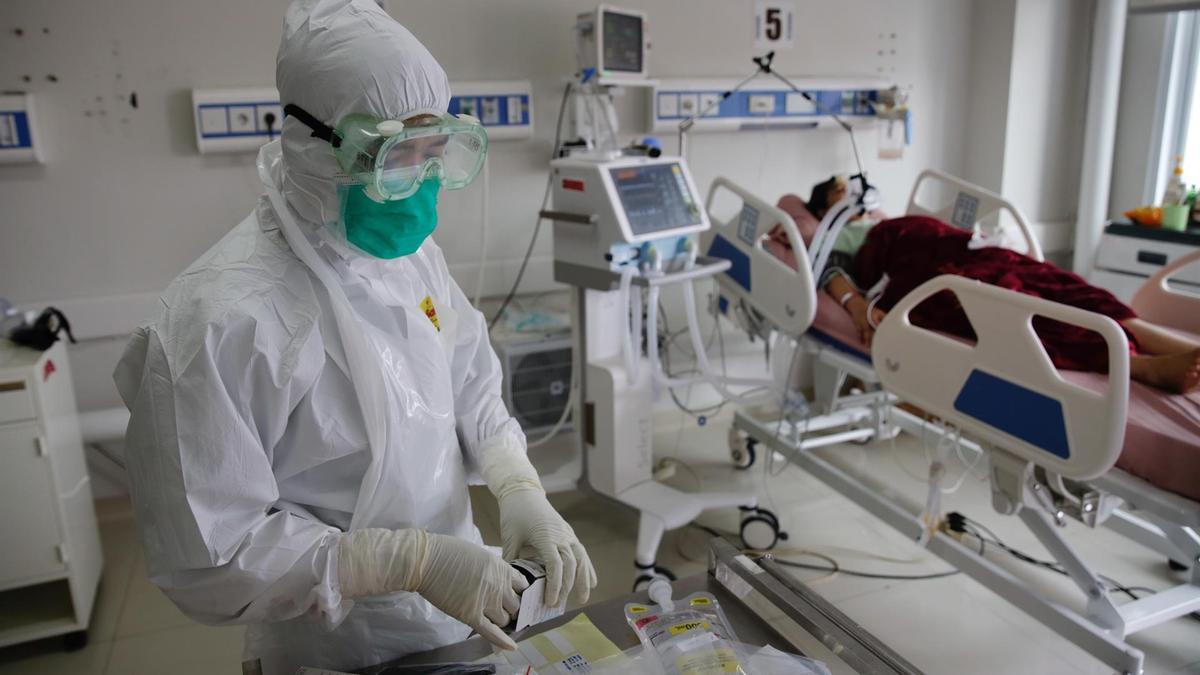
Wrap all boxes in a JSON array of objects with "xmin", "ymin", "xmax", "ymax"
[
  {"xmin": 488, "ymin": 82, "xmax": 574, "ymax": 330},
  {"xmin": 945, "ymin": 511, "xmax": 1200, "ymax": 621},
  {"xmin": 688, "ymin": 524, "xmax": 962, "ymax": 582}
]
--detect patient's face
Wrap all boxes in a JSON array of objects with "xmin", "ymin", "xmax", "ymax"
[{"xmin": 828, "ymin": 181, "xmax": 848, "ymax": 207}]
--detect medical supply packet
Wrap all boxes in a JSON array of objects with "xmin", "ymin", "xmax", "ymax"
[
  {"xmin": 623, "ymin": 592, "xmax": 751, "ymax": 675},
  {"xmin": 476, "ymin": 612, "xmax": 623, "ymax": 674},
  {"xmin": 509, "ymin": 559, "xmax": 568, "ymax": 631},
  {"xmin": 588, "ymin": 641, "xmax": 831, "ymax": 675}
]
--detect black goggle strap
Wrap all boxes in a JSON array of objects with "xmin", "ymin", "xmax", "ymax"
[{"xmin": 283, "ymin": 104, "xmax": 342, "ymax": 148}]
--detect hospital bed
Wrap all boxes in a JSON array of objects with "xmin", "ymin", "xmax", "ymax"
[{"xmin": 702, "ymin": 170, "xmax": 1200, "ymax": 675}]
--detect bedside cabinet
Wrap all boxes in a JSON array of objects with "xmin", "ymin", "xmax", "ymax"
[{"xmin": 0, "ymin": 339, "xmax": 102, "ymax": 650}]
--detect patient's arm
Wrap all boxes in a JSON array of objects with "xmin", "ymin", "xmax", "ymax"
[{"xmin": 826, "ymin": 272, "xmax": 887, "ymax": 347}]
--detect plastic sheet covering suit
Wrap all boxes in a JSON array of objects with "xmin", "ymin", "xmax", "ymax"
[{"xmin": 112, "ymin": 1, "xmax": 550, "ymax": 672}]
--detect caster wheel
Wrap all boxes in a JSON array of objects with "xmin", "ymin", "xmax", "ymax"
[
  {"xmin": 1168, "ymin": 558, "xmax": 1188, "ymax": 572},
  {"xmin": 739, "ymin": 507, "xmax": 787, "ymax": 551},
  {"xmin": 731, "ymin": 439, "xmax": 757, "ymax": 470},
  {"xmin": 632, "ymin": 565, "xmax": 677, "ymax": 592},
  {"xmin": 63, "ymin": 630, "xmax": 88, "ymax": 652}
]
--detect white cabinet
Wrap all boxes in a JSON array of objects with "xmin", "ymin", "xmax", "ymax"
[
  {"xmin": 1091, "ymin": 223, "xmax": 1200, "ymax": 303},
  {"xmin": 0, "ymin": 340, "xmax": 102, "ymax": 650}
]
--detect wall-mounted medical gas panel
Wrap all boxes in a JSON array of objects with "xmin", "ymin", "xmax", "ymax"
[
  {"xmin": 192, "ymin": 88, "xmax": 282, "ymax": 154},
  {"xmin": 447, "ymin": 81, "xmax": 533, "ymax": 140},
  {"xmin": 650, "ymin": 77, "xmax": 894, "ymax": 133},
  {"xmin": 0, "ymin": 94, "xmax": 43, "ymax": 164},
  {"xmin": 193, "ymin": 81, "xmax": 533, "ymax": 154}
]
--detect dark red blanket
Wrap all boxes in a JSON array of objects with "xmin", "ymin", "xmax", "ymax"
[{"xmin": 853, "ymin": 216, "xmax": 1138, "ymax": 372}]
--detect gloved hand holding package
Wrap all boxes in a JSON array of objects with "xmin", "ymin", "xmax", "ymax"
[{"xmin": 480, "ymin": 433, "xmax": 597, "ymax": 607}]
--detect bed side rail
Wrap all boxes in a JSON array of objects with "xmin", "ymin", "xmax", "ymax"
[
  {"xmin": 906, "ymin": 168, "xmax": 1045, "ymax": 262},
  {"xmin": 701, "ymin": 176, "xmax": 817, "ymax": 339},
  {"xmin": 1130, "ymin": 248, "xmax": 1200, "ymax": 335},
  {"xmin": 873, "ymin": 275, "xmax": 1129, "ymax": 480}
]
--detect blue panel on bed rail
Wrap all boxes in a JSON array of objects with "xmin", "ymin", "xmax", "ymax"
[
  {"xmin": 953, "ymin": 369, "xmax": 1070, "ymax": 459},
  {"xmin": 707, "ymin": 234, "xmax": 752, "ymax": 292}
]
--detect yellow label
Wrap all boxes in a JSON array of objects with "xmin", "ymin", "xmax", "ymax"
[
  {"xmin": 716, "ymin": 648, "xmax": 741, "ymax": 673},
  {"xmin": 419, "ymin": 295, "xmax": 440, "ymax": 331},
  {"xmin": 628, "ymin": 605, "xmax": 647, "ymax": 614},
  {"xmin": 674, "ymin": 647, "xmax": 741, "ymax": 675},
  {"xmin": 668, "ymin": 620, "xmax": 710, "ymax": 635},
  {"xmin": 689, "ymin": 597, "xmax": 712, "ymax": 606}
]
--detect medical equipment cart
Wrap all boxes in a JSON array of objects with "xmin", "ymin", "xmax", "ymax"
[{"xmin": 0, "ymin": 339, "xmax": 102, "ymax": 650}]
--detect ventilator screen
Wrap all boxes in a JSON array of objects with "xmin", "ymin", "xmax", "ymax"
[{"xmin": 610, "ymin": 163, "xmax": 702, "ymax": 236}]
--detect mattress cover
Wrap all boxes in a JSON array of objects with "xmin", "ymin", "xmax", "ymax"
[{"xmin": 809, "ymin": 305, "xmax": 1200, "ymax": 502}]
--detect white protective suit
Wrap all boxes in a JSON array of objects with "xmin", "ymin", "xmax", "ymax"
[{"xmin": 112, "ymin": 1, "xmax": 591, "ymax": 673}]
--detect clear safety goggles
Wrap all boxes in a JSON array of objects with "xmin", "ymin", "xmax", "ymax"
[{"xmin": 285, "ymin": 104, "xmax": 488, "ymax": 201}]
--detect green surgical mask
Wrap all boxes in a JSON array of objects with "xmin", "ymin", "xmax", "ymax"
[{"xmin": 339, "ymin": 178, "xmax": 441, "ymax": 259}]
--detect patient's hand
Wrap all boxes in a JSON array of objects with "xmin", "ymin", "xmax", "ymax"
[{"xmin": 847, "ymin": 298, "xmax": 888, "ymax": 348}]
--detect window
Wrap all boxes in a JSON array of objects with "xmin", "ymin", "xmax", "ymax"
[{"xmin": 1175, "ymin": 13, "xmax": 1200, "ymax": 185}]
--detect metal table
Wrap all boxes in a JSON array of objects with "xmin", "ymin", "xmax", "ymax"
[{"xmin": 362, "ymin": 538, "xmax": 921, "ymax": 674}]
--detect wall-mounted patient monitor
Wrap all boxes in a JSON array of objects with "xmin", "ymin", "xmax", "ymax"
[{"xmin": 575, "ymin": 5, "xmax": 649, "ymax": 83}]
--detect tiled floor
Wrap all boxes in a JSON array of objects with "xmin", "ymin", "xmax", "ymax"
[{"xmin": 2, "ymin": 407, "xmax": 1198, "ymax": 674}]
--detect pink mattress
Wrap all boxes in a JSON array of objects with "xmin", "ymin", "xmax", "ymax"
[{"xmin": 810, "ymin": 307, "xmax": 1200, "ymax": 502}]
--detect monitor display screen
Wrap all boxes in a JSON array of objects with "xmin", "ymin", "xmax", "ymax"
[
  {"xmin": 609, "ymin": 163, "xmax": 703, "ymax": 236},
  {"xmin": 602, "ymin": 10, "xmax": 643, "ymax": 73}
]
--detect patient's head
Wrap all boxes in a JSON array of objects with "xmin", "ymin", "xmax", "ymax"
[{"xmin": 807, "ymin": 175, "xmax": 848, "ymax": 220}]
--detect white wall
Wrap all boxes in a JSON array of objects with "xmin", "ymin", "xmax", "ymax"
[
  {"xmin": 1003, "ymin": 0, "xmax": 1091, "ymax": 229},
  {"xmin": 959, "ymin": 0, "xmax": 1092, "ymax": 263},
  {"xmin": 962, "ymin": 0, "xmax": 1017, "ymax": 193}
]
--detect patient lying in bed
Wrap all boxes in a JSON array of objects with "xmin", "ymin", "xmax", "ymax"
[{"xmin": 767, "ymin": 176, "xmax": 1200, "ymax": 394}]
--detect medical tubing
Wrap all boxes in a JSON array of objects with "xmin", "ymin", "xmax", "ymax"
[
  {"xmin": 525, "ymin": 388, "xmax": 574, "ymax": 449},
  {"xmin": 488, "ymin": 82, "xmax": 574, "ymax": 329},
  {"xmin": 809, "ymin": 200, "xmax": 859, "ymax": 288},
  {"xmin": 647, "ymin": 578, "xmax": 674, "ymax": 612},
  {"xmin": 1047, "ymin": 472, "xmax": 1082, "ymax": 506},
  {"xmin": 647, "ymin": 283, "xmax": 704, "ymax": 388},
  {"xmin": 680, "ymin": 279, "xmax": 768, "ymax": 389},
  {"xmin": 618, "ymin": 266, "xmax": 641, "ymax": 385},
  {"xmin": 766, "ymin": 69, "xmax": 867, "ymax": 179},
  {"xmin": 631, "ymin": 274, "xmax": 643, "ymax": 376},
  {"xmin": 866, "ymin": 294, "xmax": 884, "ymax": 329}
]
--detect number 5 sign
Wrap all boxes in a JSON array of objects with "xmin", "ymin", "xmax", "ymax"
[{"xmin": 754, "ymin": 1, "xmax": 796, "ymax": 49}]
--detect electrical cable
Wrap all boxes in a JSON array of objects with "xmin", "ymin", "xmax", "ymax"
[
  {"xmin": 772, "ymin": 557, "xmax": 961, "ymax": 581},
  {"xmin": 488, "ymin": 81, "xmax": 573, "ymax": 330},
  {"xmin": 661, "ymin": 311, "xmax": 729, "ymax": 419},
  {"xmin": 687, "ymin": 524, "xmax": 960, "ymax": 582},
  {"xmin": 949, "ymin": 512, "xmax": 1200, "ymax": 620},
  {"xmin": 525, "ymin": 388, "xmax": 574, "ymax": 449}
]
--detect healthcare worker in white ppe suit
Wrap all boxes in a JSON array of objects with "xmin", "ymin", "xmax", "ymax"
[{"xmin": 113, "ymin": 1, "xmax": 596, "ymax": 672}]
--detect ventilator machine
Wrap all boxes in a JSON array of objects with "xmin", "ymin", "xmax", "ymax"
[{"xmin": 545, "ymin": 6, "xmax": 784, "ymax": 588}]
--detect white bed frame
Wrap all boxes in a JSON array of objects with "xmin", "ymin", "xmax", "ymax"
[{"xmin": 711, "ymin": 170, "xmax": 1200, "ymax": 675}]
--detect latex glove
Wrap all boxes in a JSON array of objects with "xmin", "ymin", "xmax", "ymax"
[
  {"xmin": 498, "ymin": 487, "xmax": 597, "ymax": 606},
  {"xmin": 479, "ymin": 432, "xmax": 597, "ymax": 607},
  {"xmin": 338, "ymin": 528, "xmax": 528, "ymax": 651}
]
